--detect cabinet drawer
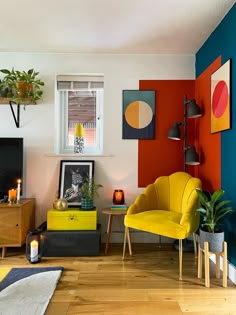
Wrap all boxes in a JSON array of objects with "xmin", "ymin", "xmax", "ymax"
[
  {"xmin": 0, "ymin": 227, "xmax": 19, "ymax": 245},
  {"xmin": 0, "ymin": 208, "xmax": 20, "ymax": 228}
]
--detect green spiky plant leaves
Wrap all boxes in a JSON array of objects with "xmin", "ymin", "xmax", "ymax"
[{"xmin": 196, "ymin": 189, "xmax": 233, "ymax": 233}]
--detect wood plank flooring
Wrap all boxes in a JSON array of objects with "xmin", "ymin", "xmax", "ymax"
[{"xmin": 1, "ymin": 243, "xmax": 236, "ymax": 315}]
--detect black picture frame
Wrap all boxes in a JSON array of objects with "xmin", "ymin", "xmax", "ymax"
[{"xmin": 58, "ymin": 160, "xmax": 94, "ymax": 207}]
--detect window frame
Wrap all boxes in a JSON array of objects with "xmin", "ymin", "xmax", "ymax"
[{"xmin": 55, "ymin": 74, "xmax": 104, "ymax": 155}]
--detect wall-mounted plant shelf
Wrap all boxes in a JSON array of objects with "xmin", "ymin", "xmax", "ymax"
[
  {"xmin": 0, "ymin": 98, "xmax": 36, "ymax": 128},
  {"xmin": 0, "ymin": 68, "xmax": 44, "ymax": 127},
  {"xmin": 0, "ymin": 97, "xmax": 11, "ymax": 104}
]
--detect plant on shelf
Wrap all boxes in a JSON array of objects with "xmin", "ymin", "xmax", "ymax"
[
  {"xmin": 0, "ymin": 79, "xmax": 10, "ymax": 97},
  {"xmin": 0, "ymin": 68, "xmax": 44, "ymax": 104},
  {"xmin": 80, "ymin": 176, "xmax": 103, "ymax": 210},
  {"xmin": 196, "ymin": 189, "xmax": 233, "ymax": 252}
]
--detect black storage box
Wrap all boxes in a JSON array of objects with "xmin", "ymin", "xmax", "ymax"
[{"xmin": 42, "ymin": 224, "xmax": 101, "ymax": 257}]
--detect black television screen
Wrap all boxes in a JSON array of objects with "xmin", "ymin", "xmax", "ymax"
[{"xmin": 0, "ymin": 138, "xmax": 23, "ymax": 200}]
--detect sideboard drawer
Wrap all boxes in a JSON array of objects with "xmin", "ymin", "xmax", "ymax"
[{"xmin": 47, "ymin": 209, "xmax": 97, "ymax": 230}]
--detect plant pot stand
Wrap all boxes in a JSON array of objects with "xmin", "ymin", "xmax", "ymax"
[{"xmin": 197, "ymin": 241, "xmax": 227, "ymax": 288}]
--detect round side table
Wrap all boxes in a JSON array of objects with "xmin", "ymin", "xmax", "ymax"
[{"xmin": 102, "ymin": 207, "xmax": 128, "ymax": 255}]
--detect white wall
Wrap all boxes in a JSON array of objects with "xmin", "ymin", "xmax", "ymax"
[{"xmin": 0, "ymin": 53, "xmax": 195, "ymax": 243}]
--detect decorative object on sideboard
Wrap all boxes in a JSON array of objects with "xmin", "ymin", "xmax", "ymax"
[
  {"xmin": 0, "ymin": 68, "xmax": 44, "ymax": 128},
  {"xmin": 113, "ymin": 189, "xmax": 125, "ymax": 205},
  {"xmin": 196, "ymin": 188, "xmax": 233, "ymax": 252},
  {"xmin": 80, "ymin": 176, "xmax": 103, "ymax": 210},
  {"xmin": 16, "ymin": 178, "xmax": 21, "ymax": 203},
  {"xmin": 53, "ymin": 198, "xmax": 68, "ymax": 211},
  {"xmin": 26, "ymin": 228, "xmax": 43, "ymax": 263},
  {"xmin": 74, "ymin": 123, "xmax": 84, "ymax": 154},
  {"xmin": 8, "ymin": 189, "xmax": 17, "ymax": 204},
  {"xmin": 168, "ymin": 95, "xmax": 202, "ymax": 171}
]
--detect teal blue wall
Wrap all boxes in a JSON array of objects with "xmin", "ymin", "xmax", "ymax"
[{"xmin": 196, "ymin": 4, "xmax": 236, "ymax": 266}]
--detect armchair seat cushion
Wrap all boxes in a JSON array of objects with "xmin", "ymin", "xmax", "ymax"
[{"xmin": 125, "ymin": 210, "xmax": 188, "ymax": 239}]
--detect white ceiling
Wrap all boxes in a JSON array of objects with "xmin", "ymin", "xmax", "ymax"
[{"xmin": 0, "ymin": 0, "xmax": 235, "ymax": 54}]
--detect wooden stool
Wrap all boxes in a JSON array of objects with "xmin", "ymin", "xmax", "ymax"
[{"xmin": 198, "ymin": 241, "xmax": 227, "ymax": 287}]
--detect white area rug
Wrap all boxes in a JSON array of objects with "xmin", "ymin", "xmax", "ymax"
[{"xmin": 0, "ymin": 267, "xmax": 63, "ymax": 315}]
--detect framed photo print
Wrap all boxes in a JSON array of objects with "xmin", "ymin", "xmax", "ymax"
[{"xmin": 58, "ymin": 160, "xmax": 94, "ymax": 207}]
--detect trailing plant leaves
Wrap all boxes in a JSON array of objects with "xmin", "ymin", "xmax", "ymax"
[{"xmin": 0, "ymin": 67, "xmax": 44, "ymax": 103}]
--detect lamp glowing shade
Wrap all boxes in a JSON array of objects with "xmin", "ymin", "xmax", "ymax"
[
  {"xmin": 113, "ymin": 189, "xmax": 125, "ymax": 205},
  {"xmin": 168, "ymin": 123, "xmax": 181, "ymax": 140},
  {"xmin": 185, "ymin": 147, "xmax": 200, "ymax": 165},
  {"xmin": 187, "ymin": 99, "xmax": 202, "ymax": 118}
]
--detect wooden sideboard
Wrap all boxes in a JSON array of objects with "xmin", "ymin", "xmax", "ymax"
[{"xmin": 0, "ymin": 198, "xmax": 35, "ymax": 258}]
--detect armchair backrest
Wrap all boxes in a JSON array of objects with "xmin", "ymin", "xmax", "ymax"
[{"xmin": 154, "ymin": 172, "xmax": 201, "ymax": 213}]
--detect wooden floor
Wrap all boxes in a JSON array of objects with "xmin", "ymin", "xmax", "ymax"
[{"xmin": 1, "ymin": 243, "xmax": 236, "ymax": 315}]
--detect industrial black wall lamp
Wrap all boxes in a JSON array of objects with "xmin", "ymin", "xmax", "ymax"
[{"xmin": 168, "ymin": 95, "xmax": 202, "ymax": 172}]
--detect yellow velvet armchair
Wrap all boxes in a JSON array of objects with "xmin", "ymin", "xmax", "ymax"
[{"xmin": 123, "ymin": 171, "xmax": 202, "ymax": 280}]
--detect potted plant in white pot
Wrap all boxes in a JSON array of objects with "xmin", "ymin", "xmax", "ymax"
[
  {"xmin": 196, "ymin": 189, "xmax": 233, "ymax": 252},
  {"xmin": 80, "ymin": 176, "xmax": 103, "ymax": 210}
]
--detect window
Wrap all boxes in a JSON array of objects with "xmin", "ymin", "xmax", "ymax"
[{"xmin": 56, "ymin": 74, "xmax": 104, "ymax": 154}]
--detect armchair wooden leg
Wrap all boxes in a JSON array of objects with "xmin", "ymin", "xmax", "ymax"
[
  {"xmin": 122, "ymin": 226, "xmax": 127, "ymax": 260},
  {"xmin": 193, "ymin": 233, "xmax": 197, "ymax": 258},
  {"xmin": 158, "ymin": 235, "xmax": 162, "ymax": 248},
  {"xmin": 123, "ymin": 227, "xmax": 132, "ymax": 260},
  {"xmin": 179, "ymin": 239, "xmax": 183, "ymax": 280},
  {"xmin": 126, "ymin": 227, "xmax": 132, "ymax": 256}
]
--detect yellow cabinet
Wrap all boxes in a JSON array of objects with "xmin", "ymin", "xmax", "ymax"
[{"xmin": 47, "ymin": 209, "xmax": 97, "ymax": 231}]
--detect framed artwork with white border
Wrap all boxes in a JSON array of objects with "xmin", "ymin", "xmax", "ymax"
[
  {"xmin": 211, "ymin": 59, "xmax": 231, "ymax": 133},
  {"xmin": 58, "ymin": 160, "xmax": 94, "ymax": 207}
]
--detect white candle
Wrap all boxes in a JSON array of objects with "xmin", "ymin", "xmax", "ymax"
[
  {"xmin": 17, "ymin": 179, "xmax": 21, "ymax": 202},
  {"xmin": 30, "ymin": 240, "xmax": 39, "ymax": 263}
]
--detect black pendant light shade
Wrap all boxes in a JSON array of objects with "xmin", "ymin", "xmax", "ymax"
[
  {"xmin": 168, "ymin": 122, "xmax": 181, "ymax": 140},
  {"xmin": 167, "ymin": 95, "xmax": 202, "ymax": 171},
  {"xmin": 186, "ymin": 99, "xmax": 202, "ymax": 118},
  {"xmin": 185, "ymin": 146, "xmax": 200, "ymax": 165}
]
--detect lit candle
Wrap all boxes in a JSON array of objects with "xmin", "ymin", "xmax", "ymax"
[
  {"xmin": 8, "ymin": 189, "xmax": 17, "ymax": 202},
  {"xmin": 30, "ymin": 240, "xmax": 39, "ymax": 263},
  {"xmin": 17, "ymin": 179, "xmax": 21, "ymax": 202}
]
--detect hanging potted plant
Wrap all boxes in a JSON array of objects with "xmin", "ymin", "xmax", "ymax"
[
  {"xmin": 80, "ymin": 176, "xmax": 103, "ymax": 210},
  {"xmin": 0, "ymin": 68, "xmax": 44, "ymax": 104},
  {"xmin": 196, "ymin": 189, "xmax": 233, "ymax": 252}
]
